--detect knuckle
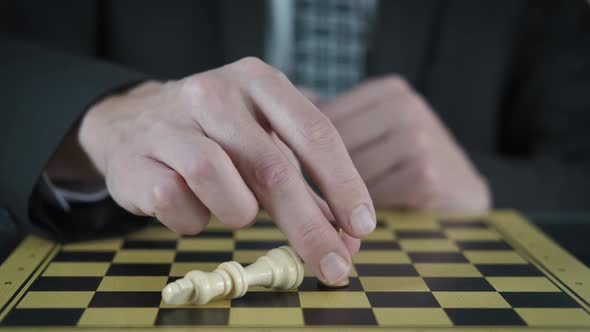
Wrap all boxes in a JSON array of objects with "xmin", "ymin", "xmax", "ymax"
[
  {"xmin": 182, "ymin": 74, "xmax": 226, "ymax": 106},
  {"xmin": 381, "ymin": 74, "xmax": 410, "ymax": 91},
  {"xmin": 269, "ymin": 68, "xmax": 289, "ymax": 84},
  {"xmin": 400, "ymin": 101, "xmax": 425, "ymax": 125},
  {"xmin": 237, "ymin": 57, "xmax": 288, "ymax": 83},
  {"xmin": 300, "ymin": 115, "xmax": 339, "ymax": 148},
  {"xmin": 152, "ymin": 173, "xmax": 183, "ymax": 214},
  {"xmin": 253, "ymin": 153, "xmax": 294, "ymax": 189},
  {"xmin": 185, "ymin": 142, "xmax": 225, "ymax": 182},
  {"xmin": 186, "ymin": 152, "xmax": 215, "ymax": 181},
  {"xmin": 151, "ymin": 172, "xmax": 210, "ymax": 236},
  {"xmin": 412, "ymin": 157, "xmax": 438, "ymax": 190},
  {"xmin": 236, "ymin": 56, "xmax": 269, "ymax": 72},
  {"xmin": 237, "ymin": 57, "xmax": 279, "ymax": 77},
  {"xmin": 409, "ymin": 130, "xmax": 432, "ymax": 154},
  {"xmin": 399, "ymin": 92, "xmax": 420, "ymax": 109},
  {"xmin": 402, "ymin": 95, "xmax": 430, "ymax": 121},
  {"xmin": 268, "ymin": 66, "xmax": 289, "ymax": 82}
]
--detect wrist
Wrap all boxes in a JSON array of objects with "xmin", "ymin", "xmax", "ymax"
[{"xmin": 78, "ymin": 92, "xmax": 119, "ymax": 176}]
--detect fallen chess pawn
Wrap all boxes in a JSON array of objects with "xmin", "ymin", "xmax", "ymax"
[{"xmin": 162, "ymin": 246, "xmax": 304, "ymax": 305}]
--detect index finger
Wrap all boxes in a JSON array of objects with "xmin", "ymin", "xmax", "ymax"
[
  {"xmin": 236, "ymin": 63, "xmax": 377, "ymax": 239},
  {"xmin": 184, "ymin": 69, "xmax": 354, "ymax": 285}
]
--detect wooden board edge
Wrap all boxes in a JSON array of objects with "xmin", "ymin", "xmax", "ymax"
[
  {"xmin": 0, "ymin": 235, "xmax": 59, "ymax": 320},
  {"xmin": 489, "ymin": 210, "xmax": 590, "ymax": 312}
]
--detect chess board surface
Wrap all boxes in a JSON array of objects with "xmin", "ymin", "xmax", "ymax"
[{"xmin": 0, "ymin": 210, "xmax": 589, "ymax": 331}]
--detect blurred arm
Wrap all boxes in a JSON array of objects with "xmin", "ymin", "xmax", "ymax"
[{"xmin": 0, "ymin": 40, "xmax": 147, "ymax": 234}]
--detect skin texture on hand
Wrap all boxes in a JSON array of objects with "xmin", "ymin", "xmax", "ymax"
[
  {"xmin": 317, "ymin": 75, "xmax": 491, "ymax": 212},
  {"xmin": 78, "ymin": 58, "xmax": 375, "ymax": 285}
]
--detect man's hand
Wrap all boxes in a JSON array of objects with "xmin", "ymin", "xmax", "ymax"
[
  {"xmin": 321, "ymin": 76, "xmax": 490, "ymax": 211},
  {"xmin": 78, "ymin": 58, "xmax": 376, "ymax": 285}
]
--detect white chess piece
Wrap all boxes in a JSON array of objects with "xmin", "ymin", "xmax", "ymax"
[{"xmin": 162, "ymin": 246, "xmax": 304, "ymax": 305}]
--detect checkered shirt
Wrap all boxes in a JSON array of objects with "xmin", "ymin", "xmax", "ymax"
[{"xmin": 291, "ymin": 0, "xmax": 377, "ymax": 99}]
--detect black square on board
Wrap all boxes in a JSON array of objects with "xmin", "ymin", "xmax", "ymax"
[
  {"xmin": 445, "ymin": 308, "xmax": 526, "ymax": 326},
  {"xmin": 183, "ymin": 229, "xmax": 233, "ymax": 238},
  {"xmin": 156, "ymin": 308, "xmax": 229, "ymax": 325},
  {"xmin": 107, "ymin": 263, "xmax": 171, "ymax": 276},
  {"xmin": 235, "ymin": 240, "xmax": 289, "ymax": 250},
  {"xmin": 424, "ymin": 277, "xmax": 495, "ymax": 291},
  {"xmin": 174, "ymin": 251, "xmax": 232, "ymax": 262},
  {"xmin": 361, "ymin": 241, "xmax": 401, "ymax": 250},
  {"xmin": 249, "ymin": 218, "xmax": 275, "ymax": 227},
  {"xmin": 475, "ymin": 264, "xmax": 543, "ymax": 277},
  {"xmin": 167, "ymin": 276, "xmax": 181, "ymax": 284},
  {"xmin": 355, "ymin": 264, "xmax": 419, "ymax": 276},
  {"xmin": 122, "ymin": 240, "xmax": 177, "ymax": 249},
  {"xmin": 395, "ymin": 230, "xmax": 446, "ymax": 239},
  {"xmin": 53, "ymin": 251, "xmax": 115, "ymax": 262},
  {"xmin": 1, "ymin": 309, "xmax": 84, "ymax": 326},
  {"xmin": 89, "ymin": 291, "xmax": 162, "ymax": 307},
  {"xmin": 456, "ymin": 241, "xmax": 512, "ymax": 250},
  {"xmin": 303, "ymin": 308, "xmax": 377, "ymax": 325},
  {"xmin": 298, "ymin": 277, "xmax": 363, "ymax": 291},
  {"xmin": 408, "ymin": 252, "xmax": 468, "ymax": 263},
  {"xmin": 231, "ymin": 291, "xmax": 300, "ymax": 307},
  {"xmin": 29, "ymin": 276, "xmax": 102, "ymax": 291},
  {"xmin": 501, "ymin": 292, "xmax": 581, "ymax": 308},
  {"xmin": 367, "ymin": 292, "xmax": 440, "ymax": 307},
  {"xmin": 440, "ymin": 219, "xmax": 488, "ymax": 228}
]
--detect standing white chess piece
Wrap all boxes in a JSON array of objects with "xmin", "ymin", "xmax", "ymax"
[{"xmin": 162, "ymin": 246, "xmax": 304, "ymax": 305}]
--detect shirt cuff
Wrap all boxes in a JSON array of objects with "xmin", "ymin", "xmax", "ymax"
[{"xmin": 42, "ymin": 172, "xmax": 109, "ymax": 211}]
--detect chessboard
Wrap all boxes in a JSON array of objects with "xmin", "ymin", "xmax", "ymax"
[{"xmin": 0, "ymin": 210, "xmax": 589, "ymax": 331}]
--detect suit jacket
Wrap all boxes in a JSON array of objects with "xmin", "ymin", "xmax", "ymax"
[{"xmin": 1, "ymin": 0, "xmax": 589, "ymax": 236}]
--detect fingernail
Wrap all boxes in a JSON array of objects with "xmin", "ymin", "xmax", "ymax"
[
  {"xmin": 320, "ymin": 252, "xmax": 350, "ymax": 283},
  {"xmin": 334, "ymin": 278, "xmax": 350, "ymax": 288},
  {"xmin": 319, "ymin": 277, "xmax": 350, "ymax": 289},
  {"xmin": 350, "ymin": 205, "xmax": 375, "ymax": 236}
]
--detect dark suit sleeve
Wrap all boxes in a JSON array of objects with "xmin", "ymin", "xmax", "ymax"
[
  {"xmin": 0, "ymin": 40, "xmax": 148, "ymax": 234},
  {"xmin": 472, "ymin": 1, "xmax": 590, "ymax": 210}
]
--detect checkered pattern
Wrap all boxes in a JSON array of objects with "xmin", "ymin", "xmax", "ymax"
[
  {"xmin": 291, "ymin": 0, "xmax": 377, "ymax": 99},
  {"xmin": 1, "ymin": 212, "xmax": 589, "ymax": 328}
]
